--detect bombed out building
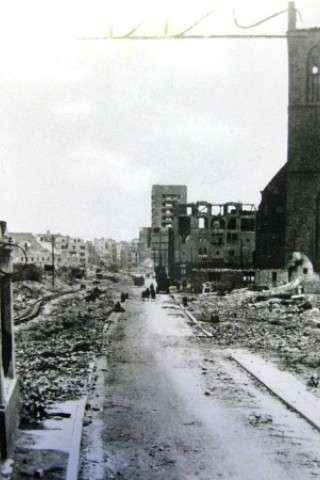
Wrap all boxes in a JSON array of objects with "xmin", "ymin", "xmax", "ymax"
[
  {"xmin": 172, "ymin": 201, "xmax": 256, "ymax": 279},
  {"xmin": 255, "ymin": 3, "xmax": 320, "ymax": 276}
]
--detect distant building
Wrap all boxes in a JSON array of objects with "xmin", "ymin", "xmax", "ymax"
[
  {"xmin": 150, "ymin": 226, "xmax": 174, "ymax": 274},
  {"xmin": 139, "ymin": 227, "xmax": 151, "ymax": 264},
  {"xmin": 172, "ymin": 201, "xmax": 256, "ymax": 279},
  {"xmin": 150, "ymin": 185, "xmax": 187, "ymax": 274},
  {"xmin": 93, "ymin": 238, "xmax": 116, "ymax": 268},
  {"xmin": 116, "ymin": 241, "xmax": 133, "ymax": 271},
  {"xmin": 54, "ymin": 235, "xmax": 89, "ymax": 268},
  {"xmin": 10, "ymin": 232, "xmax": 54, "ymax": 268},
  {"xmin": 130, "ymin": 238, "xmax": 140, "ymax": 269},
  {"xmin": 10, "ymin": 232, "xmax": 89, "ymax": 270},
  {"xmin": 151, "ymin": 184, "xmax": 187, "ymax": 228}
]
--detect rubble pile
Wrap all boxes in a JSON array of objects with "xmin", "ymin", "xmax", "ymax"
[
  {"xmin": 177, "ymin": 288, "xmax": 320, "ymax": 386},
  {"xmin": 14, "ymin": 284, "xmax": 117, "ymax": 422},
  {"xmin": 13, "ymin": 281, "xmax": 54, "ymax": 317}
]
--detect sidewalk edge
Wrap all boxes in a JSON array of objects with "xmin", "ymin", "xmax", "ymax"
[{"xmin": 66, "ymin": 397, "xmax": 87, "ymax": 480}]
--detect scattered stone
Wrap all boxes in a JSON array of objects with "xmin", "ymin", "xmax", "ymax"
[
  {"xmin": 307, "ymin": 374, "xmax": 319, "ymax": 387},
  {"xmin": 14, "ymin": 278, "xmax": 122, "ymax": 421}
]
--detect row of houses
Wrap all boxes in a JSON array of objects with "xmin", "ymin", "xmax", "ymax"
[{"xmin": 8, "ymin": 232, "xmax": 142, "ymax": 273}]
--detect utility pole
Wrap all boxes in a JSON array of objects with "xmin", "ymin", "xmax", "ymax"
[{"xmin": 52, "ymin": 235, "xmax": 55, "ymax": 288}]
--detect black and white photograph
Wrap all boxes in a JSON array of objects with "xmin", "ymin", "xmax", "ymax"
[{"xmin": 1, "ymin": 1, "xmax": 320, "ymax": 479}]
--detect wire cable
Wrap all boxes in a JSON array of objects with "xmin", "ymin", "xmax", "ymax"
[{"xmin": 232, "ymin": 6, "xmax": 302, "ymax": 30}]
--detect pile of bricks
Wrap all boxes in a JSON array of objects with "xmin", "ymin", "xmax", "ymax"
[{"xmin": 15, "ymin": 288, "xmax": 117, "ymax": 422}]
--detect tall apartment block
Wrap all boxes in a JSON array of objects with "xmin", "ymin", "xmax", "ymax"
[{"xmin": 151, "ymin": 185, "xmax": 187, "ymax": 228}]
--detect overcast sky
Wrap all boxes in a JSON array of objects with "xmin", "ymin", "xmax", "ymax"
[{"xmin": 0, "ymin": 0, "xmax": 319, "ymax": 241}]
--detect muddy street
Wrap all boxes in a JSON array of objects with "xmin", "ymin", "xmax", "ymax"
[{"xmin": 79, "ymin": 289, "xmax": 320, "ymax": 480}]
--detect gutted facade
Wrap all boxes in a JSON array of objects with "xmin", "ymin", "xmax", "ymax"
[{"xmin": 172, "ymin": 201, "xmax": 256, "ymax": 279}]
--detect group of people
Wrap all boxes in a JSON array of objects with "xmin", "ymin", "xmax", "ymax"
[{"xmin": 141, "ymin": 283, "xmax": 156, "ymax": 301}]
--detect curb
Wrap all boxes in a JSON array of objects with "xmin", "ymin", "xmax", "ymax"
[
  {"xmin": 66, "ymin": 311, "xmax": 122, "ymax": 479},
  {"xmin": 231, "ymin": 351, "xmax": 320, "ymax": 433},
  {"xmin": 170, "ymin": 294, "xmax": 213, "ymax": 337},
  {"xmin": 183, "ymin": 308, "xmax": 213, "ymax": 337},
  {"xmin": 66, "ymin": 397, "xmax": 87, "ymax": 480}
]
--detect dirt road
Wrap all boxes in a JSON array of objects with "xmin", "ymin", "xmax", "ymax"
[{"xmin": 79, "ymin": 290, "xmax": 320, "ymax": 480}]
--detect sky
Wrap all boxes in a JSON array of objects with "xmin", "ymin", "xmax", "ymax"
[{"xmin": 0, "ymin": 0, "xmax": 319, "ymax": 241}]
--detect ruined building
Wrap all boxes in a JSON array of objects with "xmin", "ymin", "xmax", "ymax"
[
  {"xmin": 256, "ymin": 3, "xmax": 320, "ymax": 273},
  {"xmin": 150, "ymin": 185, "xmax": 187, "ymax": 273},
  {"xmin": 172, "ymin": 201, "xmax": 256, "ymax": 279}
]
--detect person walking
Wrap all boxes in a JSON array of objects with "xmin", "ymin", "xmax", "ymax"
[{"xmin": 150, "ymin": 283, "xmax": 156, "ymax": 300}]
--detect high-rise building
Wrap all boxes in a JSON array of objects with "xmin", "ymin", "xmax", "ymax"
[
  {"xmin": 151, "ymin": 185, "xmax": 187, "ymax": 228},
  {"xmin": 151, "ymin": 185, "xmax": 187, "ymax": 274}
]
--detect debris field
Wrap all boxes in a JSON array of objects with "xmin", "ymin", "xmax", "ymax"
[
  {"xmin": 13, "ymin": 279, "xmax": 120, "ymax": 422},
  {"xmin": 177, "ymin": 287, "xmax": 320, "ymax": 393}
]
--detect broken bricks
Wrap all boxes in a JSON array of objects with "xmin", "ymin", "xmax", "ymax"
[{"xmin": 14, "ymin": 281, "xmax": 119, "ymax": 421}]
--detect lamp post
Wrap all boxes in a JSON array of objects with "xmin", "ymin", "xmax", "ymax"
[{"xmin": 51, "ymin": 235, "xmax": 55, "ymax": 288}]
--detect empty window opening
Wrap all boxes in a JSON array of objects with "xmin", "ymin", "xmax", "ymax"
[
  {"xmin": 307, "ymin": 46, "xmax": 320, "ymax": 102},
  {"xmin": 198, "ymin": 204, "xmax": 208, "ymax": 213},
  {"xmin": 211, "ymin": 205, "xmax": 222, "ymax": 216},
  {"xmin": 227, "ymin": 233, "xmax": 238, "ymax": 243},
  {"xmin": 243, "ymin": 272, "xmax": 255, "ymax": 283},
  {"xmin": 241, "ymin": 218, "xmax": 255, "ymax": 232},
  {"xmin": 198, "ymin": 248, "xmax": 208, "ymax": 259},
  {"xmin": 198, "ymin": 217, "xmax": 208, "ymax": 229},
  {"xmin": 227, "ymin": 218, "xmax": 237, "ymax": 230},
  {"xmin": 226, "ymin": 204, "xmax": 238, "ymax": 214}
]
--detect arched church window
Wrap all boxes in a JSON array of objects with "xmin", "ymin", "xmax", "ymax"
[{"xmin": 307, "ymin": 46, "xmax": 320, "ymax": 103}]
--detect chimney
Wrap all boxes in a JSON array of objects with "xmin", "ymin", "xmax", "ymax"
[
  {"xmin": 288, "ymin": 1, "xmax": 296, "ymax": 31},
  {"xmin": 0, "ymin": 221, "xmax": 7, "ymax": 238}
]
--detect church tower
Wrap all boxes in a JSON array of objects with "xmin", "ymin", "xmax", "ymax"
[
  {"xmin": 255, "ymin": 3, "xmax": 320, "ymax": 272},
  {"xmin": 285, "ymin": 2, "xmax": 320, "ymax": 271}
]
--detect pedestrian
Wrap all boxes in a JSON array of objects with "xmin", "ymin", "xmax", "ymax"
[
  {"xmin": 150, "ymin": 283, "xmax": 156, "ymax": 300},
  {"xmin": 121, "ymin": 292, "xmax": 129, "ymax": 303},
  {"xmin": 145, "ymin": 287, "xmax": 151, "ymax": 301},
  {"xmin": 141, "ymin": 290, "xmax": 146, "ymax": 301}
]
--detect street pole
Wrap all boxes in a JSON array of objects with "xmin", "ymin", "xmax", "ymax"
[{"xmin": 52, "ymin": 235, "xmax": 55, "ymax": 288}]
